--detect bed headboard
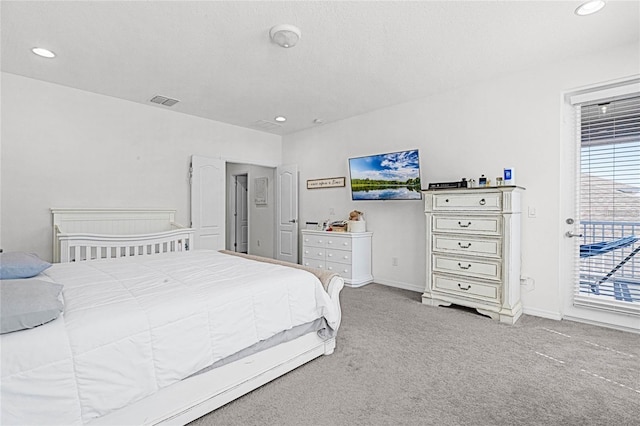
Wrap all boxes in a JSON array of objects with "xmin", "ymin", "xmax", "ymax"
[{"xmin": 51, "ymin": 208, "xmax": 194, "ymax": 263}]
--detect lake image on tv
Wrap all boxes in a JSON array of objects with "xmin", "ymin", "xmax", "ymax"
[{"xmin": 349, "ymin": 150, "xmax": 422, "ymax": 200}]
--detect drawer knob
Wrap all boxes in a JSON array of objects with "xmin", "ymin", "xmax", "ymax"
[
  {"xmin": 458, "ymin": 283, "xmax": 471, "ymax": 291},
  {"xmin": 479, "ymin": 198, "xmax": 486, "ymax": 205},
  {"xmin": 458, "ymin": 242, "xmax": 472, "ymax": 249},
  {"xmin": 458, "ymin": 221, "xmax": 472, "ymax": 228},
  {"xmin": 328, "ymin": 253, "xmax": 333, "ymax": 257},
  {"xmin": 458, "ymin": 262, "xmax": 472, "ymax": 270}
]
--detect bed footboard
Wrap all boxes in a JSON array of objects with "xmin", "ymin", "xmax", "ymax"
[
  {"xmin": 56, "ymin": 227, "xmax": 194, "ymax": 263},
  {"xmin": 52, "ymin": 208, "xmax": 193, "ymax": 262}
]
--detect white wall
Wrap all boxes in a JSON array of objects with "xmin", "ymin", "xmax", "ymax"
[
  {"xmin": 282, "ymin": 43, "xmax": 640, "ymax": 325},
  {"xmin": 226, "ymin": 162, "xmax": 276, "ymax": 258},
  {"xmin": 1, "ymin": 73, "xmax": 281, "ymax": 261}
]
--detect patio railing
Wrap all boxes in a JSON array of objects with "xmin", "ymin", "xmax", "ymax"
[{"xmin": 579, "ymin": 221, "xmax": 640, "ymax": 302}]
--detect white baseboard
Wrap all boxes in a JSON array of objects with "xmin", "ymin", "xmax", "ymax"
[
  {"xmin": 522, "ymin": 306, "xmax": 563, "ymax": 321},
  {"xmin": 374, "ymin": 278, "xmax": 424, "ymax": 293},
  {"xmin": 562, "ymin": 315, "xmax": 640, "ymax": 334}
]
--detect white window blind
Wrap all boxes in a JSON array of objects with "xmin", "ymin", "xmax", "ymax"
[{"xmin": 575, "ymin": 92, "xmax": 640, "ymax": 313}]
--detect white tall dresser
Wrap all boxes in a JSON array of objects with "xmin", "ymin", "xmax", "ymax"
[
  {"xmin": 301, "ymin": 230, "xmax": 373, "ymax": 287},
  {"xmin": 422, "ymin": 186, "xmax": 524, "ymax": 324}
]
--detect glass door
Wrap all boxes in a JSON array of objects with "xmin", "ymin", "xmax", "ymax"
[{"xmin": 561, "ymin": 80, "xmax": 640, "ymax": 328}]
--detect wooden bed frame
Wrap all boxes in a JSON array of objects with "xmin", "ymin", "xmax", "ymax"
[{"xmin": 50, "ymin": 208, "xmax": 344, "ymax": 425}]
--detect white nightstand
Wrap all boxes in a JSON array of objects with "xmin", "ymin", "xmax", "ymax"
[{"xmin": 301, "ymin": 230, "xmax": 373, "ymax": 287}]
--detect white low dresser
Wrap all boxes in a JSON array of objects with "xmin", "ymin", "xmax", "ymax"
[
  {"xmin": 422, "ymin": 186, "xmax": 524, "ymax": 324},
  {"xmin": 301, "ymin": 230, "xmax": 373, "ymax": 287}
]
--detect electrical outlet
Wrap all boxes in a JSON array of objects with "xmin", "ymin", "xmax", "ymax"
[
  {"xmin": 329, "ymin": 208, "xmax": 335, "ymax": 216},
  {"xmin": 392, "ymin": 257, "xmax": 398, "ymax": 267},
  {"xmin": 520, "ymin": 276, "xmax": 535, "ymax": 292},
  {"xmin": 257, "ymin": 240, "xmax": 261, "ymax": 247},
  {"xmin": 528, "ymin": 206, "xmax": 537, "ymax": 218}
]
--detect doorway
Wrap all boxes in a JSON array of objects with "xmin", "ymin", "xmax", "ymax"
[
  {"xmin": 232, "ymin": 174, "xmax": 249, "ymax": 253},
  {"xmin": 225, "ymin": 162, "xmax": 279, "ymax": 259}
]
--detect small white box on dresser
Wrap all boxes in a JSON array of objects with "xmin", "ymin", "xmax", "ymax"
[
  {"xmin": 301, "ymin": 230, "xmax": 373, "ymax": 287},
  {"xmin": 422, "ymin": 186, "xmax": 524, "ymax": 324}
]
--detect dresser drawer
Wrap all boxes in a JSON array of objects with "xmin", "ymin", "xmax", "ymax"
[
  {"xmin": 326, "ymin": 235, "xmax": 352, "ymax": 250},
  {"xmin": 433, "ymin": 192, "xmax": 502, "ymax": 211},
  {"xmin": 302, "ymin": 258, "xmax": 326, "ymax": 270},
  {"xmin": 302, "ymin": 234, "xmax": 329, "ymax": 248},
  {"xmin": 432, "ymin": 255, "xmax": 501, "ymax": 281},
  {"xmin": 433, "ymin": 275, "xmax": 500, "ymax": 302},
  {"xmin": 326, "ymin": 262, "xmax": 352, "ymax": 278},
  {"xmin": 302, "ymin": 248, "xmax": 325, "ymax": 260},
  {"xmin": 326, "ymin": 248, "xmax": 351, "ymax": 264},
  {"xmin": 433, "ymin": 216, "xmax": 502, "ymax": 236},
  {"xmin": 433, "ymin": 235, "xmax": 501, "ymax": 258}
]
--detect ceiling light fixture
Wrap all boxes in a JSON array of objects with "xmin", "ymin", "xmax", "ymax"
[
  {"xmin": 575, "ymin": 0, "xmax": 606, "ymax": 16},
  {"xmin": 270, "ymin": 24, "xmax": 301, "ymax": 48},
  {"xmin": 31, "ymin": 47, "xmax": 56, "ymax": 58},
  {"xmin": 274, "ymin": 116, "xmax": 287, "ymax": 122}
]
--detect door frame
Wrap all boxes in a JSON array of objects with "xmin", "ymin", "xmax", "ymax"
[
  {"xmin": 222, "ymin": 158, "xmax": 296, "ymax": 260},
  {"xmin": 559, "ymin": 77, "xmax": 640, "ymax": 332},
  {"xmin": 231, "ymin": 173, "xmax": 249, "ymax": 253}
]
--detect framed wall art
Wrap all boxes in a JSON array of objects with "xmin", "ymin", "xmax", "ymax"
[{"xmin": 307, "ymin": 177, "xmax": 345, "ymax": 189}]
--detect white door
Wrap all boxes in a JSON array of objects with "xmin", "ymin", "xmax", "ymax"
[
  {"xmin": 191, "ymin": 155, "xmax": 225, "ymax": 250},
  {"xmin": 276, "ymin": 164, "xmax": 298, "ymax": 263},
  {"xmin": 234, "ymin": 174, "xmax": 249, "ymax": 253}
]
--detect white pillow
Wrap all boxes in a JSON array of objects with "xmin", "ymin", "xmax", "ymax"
[{"xmin": 0, "ymin": 279, "xmax": 64, "ymax": 334}]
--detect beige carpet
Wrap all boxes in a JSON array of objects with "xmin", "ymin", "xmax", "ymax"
[{"xmin": 190, "ymin": 284, "xmax": 640, "ymax": 426}]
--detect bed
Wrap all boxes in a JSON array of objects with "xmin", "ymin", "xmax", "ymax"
[{"xmin": 1, "ymin": 209, "xmax": 344, "ymax": 425}]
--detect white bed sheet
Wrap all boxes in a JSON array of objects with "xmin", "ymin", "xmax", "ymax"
[{"xmin": 1, "ymin": 250, "xmax": 339, "ymax": 425}]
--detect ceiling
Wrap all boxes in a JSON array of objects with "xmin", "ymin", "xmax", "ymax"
[{"xmin": 2, "ymin": 1, "xmax": 639, "ymax": 135}]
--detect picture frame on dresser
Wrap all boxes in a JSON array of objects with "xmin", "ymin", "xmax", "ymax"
[{"xmin": 421, "ymin": 186, "xmax": 525, "ymax": 324}]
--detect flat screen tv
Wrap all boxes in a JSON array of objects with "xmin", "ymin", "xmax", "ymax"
[{"xmin": 348, "ymin": 149, "xmax": 422, "ymax": 200}]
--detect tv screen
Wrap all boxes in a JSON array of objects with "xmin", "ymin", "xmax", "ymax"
[{"xmin": 348, "ymin": 149, "xmax": 422, "ymax": 200}]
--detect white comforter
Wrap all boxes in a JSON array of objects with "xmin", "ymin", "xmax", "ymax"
[{"xmin": 1, "ymin": 250, "xmax": 339, "ymax": 425}]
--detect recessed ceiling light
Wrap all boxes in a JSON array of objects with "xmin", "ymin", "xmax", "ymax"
[
  {"xmin": 575, "ymin": 0, "xmax": 606, "ymax": 16},
  {"xmin": 31, "ymin": 47, "xmax": 56, "ymax": 58},
  {"xmin": 274, "ymin": 116, "xmax": 287, "ymax": 122}
]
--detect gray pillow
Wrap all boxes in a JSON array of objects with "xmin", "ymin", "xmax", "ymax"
[
  {"xmin": 0, "ymin": 279, "xmax": 64, "ymax": 334},
  {"xmin": 0, "ymin": 252, "xmax": 52, "ymax": 279}
]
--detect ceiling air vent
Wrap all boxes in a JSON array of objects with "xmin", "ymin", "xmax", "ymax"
[
  {"xmin": 150, "ymin": 95, "xmax": 179, "ymax": 107},
  {"xmin": 250, "ymin": 120, "xmax": 282, "ymax": 131}
]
